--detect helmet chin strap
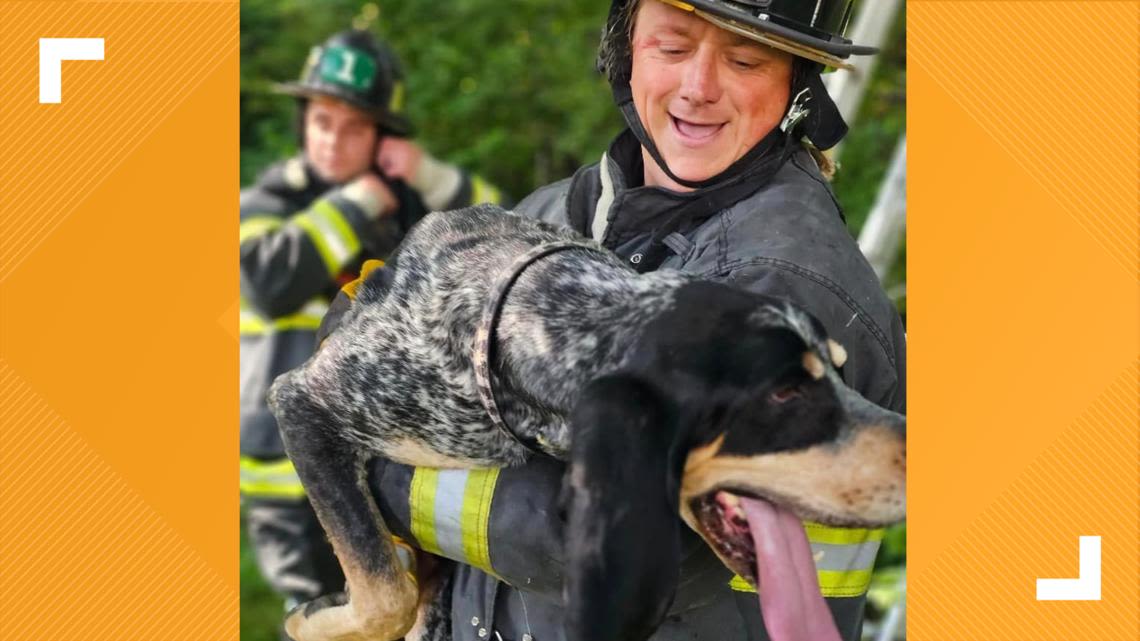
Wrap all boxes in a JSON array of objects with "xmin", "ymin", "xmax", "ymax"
[
  {"xmin": 616, "ymin": 95, "xmax": 787, "ymax": 190},
  {"xmin": 794, "ymin": 70, "xmax": 848, "ymax": 151},
  {"xmin": 611, "ymin": 63, "xmax": 847, "ymax": 190}
]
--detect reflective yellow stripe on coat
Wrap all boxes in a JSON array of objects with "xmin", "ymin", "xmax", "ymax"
[
  {"xmin": 239, "ymin": 216, "xmax": 284, "ymax": 243},
  {"xmin": 470, "ymin": 176, "xmax": 502, "ymax": 206},
  {"xmin": 294, "ymin": 201, "xmax": 361, "ymax": 276},
  {"xmin": 239, "ymin": 456, "xmax": 305, "ymax": 499},
  {"xmin": 409, "ymin": 468, "xmax": 500, "ymax": 575},
  {"xmin": 240, "ymin": 298, "xmax": 329, "ymax": 336},
  {"xmin": 729, "ymin": 522, "xmax": 885, "ymax": 598}
]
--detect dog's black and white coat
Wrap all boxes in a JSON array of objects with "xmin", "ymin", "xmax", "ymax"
[{"xmin": 270, "ymin": 205, "xmax": 906, "ymax": 641}]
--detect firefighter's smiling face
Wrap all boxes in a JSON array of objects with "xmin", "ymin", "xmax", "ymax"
[
  {"xmin": 304, "ymin": 95, "xmax": 378, "ymax": 184},
  {"xmin": 629, "ymin": 0, "xmax": 793, "ymax": 191}
]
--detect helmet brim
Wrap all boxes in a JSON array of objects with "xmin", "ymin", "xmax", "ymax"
[
  {"xmin": 667, "ymin": 0, "xmax": 878, "ymax": 70},
  {"xmin": 272, "ymin": 81, "xmax": 414, "ymax": 137}
]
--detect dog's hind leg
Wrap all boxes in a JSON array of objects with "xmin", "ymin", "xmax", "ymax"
[
  {"xmin": 271, "ymin": 373, "xmax": 419, "ymax": 641},
  {"xmin": 405, "ymin": 557, "xmax": 454, "ymax": 641}
]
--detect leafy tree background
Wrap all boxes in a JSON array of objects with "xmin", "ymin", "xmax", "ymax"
[
  {"xmin": 241, "ymin": 1, "xmax": 905, "ymax": 638},
  {"xmin": 242, "ymin": 0, "xmax": 623, "ymax": 194}
]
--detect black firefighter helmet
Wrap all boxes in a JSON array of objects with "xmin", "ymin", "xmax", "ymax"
[
  {"xmin": 600, "ymin": 0, "xmax": 875, "ymax": 84},
  {"xmin": 275, "ymin": 29, "xmax": 413, "ymax": 137},
  {"xmin": 598, "ymin": 0, "xmax": 878, "ymax": 186},
  {"xmin": 672, "ymin": 0, "xmax": 874, "ymax": 69}
]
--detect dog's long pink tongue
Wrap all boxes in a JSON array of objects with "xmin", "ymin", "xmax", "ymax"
[{"xmin": 740, "ymin": 497, "xmax": 843, "ymax": 641}]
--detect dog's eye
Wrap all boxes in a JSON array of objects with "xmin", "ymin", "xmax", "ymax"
[{"xmin": 769, "ymin": 385, "xmax": 802, "ymax": 404}]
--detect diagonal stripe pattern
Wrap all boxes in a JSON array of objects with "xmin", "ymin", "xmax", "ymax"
[
  {"xmin": 909, "ymin": 2, "xmax": 1138, "ymax": 638},
  {"xmin": 0, "ymin": 1, "xmax": 240, "ymax": 638},
  {"xmin": 910, "ymin": 1, "xmax": 1139, "ymax": 276},
  {"xmin": 0, "ymin": 361, "xmax": 238, "ymax": 640},
  {"xmin": 909, "ymin": 362, "xmax": 1139, "ymax": 639},
  {"xmin": 0, "ymin": 1, "xmax": 239, "ymax": 283}
]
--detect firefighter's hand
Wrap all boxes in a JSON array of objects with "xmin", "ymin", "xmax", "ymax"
[
  {"xmin": 376, "ymin": 137, "xmax": 424, "ymax": 183},
  {"xmin": 342, "ymin": 173, "xmax": 398, "ymax": 221}
]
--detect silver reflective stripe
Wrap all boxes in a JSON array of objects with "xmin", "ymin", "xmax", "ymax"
[
  {"xmin": 812, "ymin": 539, "xmax": 881, "ymax": 572},
  {"xmin": 299, "ymin": 298, "xmax": 330, "ymax": 318},
  {"xmin": 307, "ymin": 205, "xmax": 353, "ymax": 266},
  {"xmin": 409, "ymin": 467, "xmax": 499, "ymax": 574},
  {"xmin": 238, "ymin": 469, "xmax": 301, "ymax": 484},
  {"xmin": 432, "ymin": 469, "xmax": 471, "ymax": 561},
  {"xmin": 592, "ymin": 152, "xmax": 615, "ymax": 242}
]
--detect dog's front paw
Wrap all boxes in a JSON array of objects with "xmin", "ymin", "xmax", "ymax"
[{"xmin": 285, "ymin": 591, "xmax": 416, "ymax": 641}]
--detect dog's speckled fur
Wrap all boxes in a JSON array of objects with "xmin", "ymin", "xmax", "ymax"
[
  {"xmin": 269, "ymin": 205, "xmax": 905, "ymax": 641},
  {"xmin": 273, "ymin": 205, "xmax": 706, "ymax": 466}
]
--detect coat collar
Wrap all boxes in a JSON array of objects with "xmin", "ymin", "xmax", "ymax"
[{"xmin": 568, "ymin": 129, "xmax": 798, "ymax": 272}]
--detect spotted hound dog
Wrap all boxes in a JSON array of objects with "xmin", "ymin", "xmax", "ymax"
[{"xmin": 269, "ymin": 204, "xmax": 906, "ymax": 641}]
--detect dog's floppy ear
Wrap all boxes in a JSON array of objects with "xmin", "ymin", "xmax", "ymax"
[{"xmin": 564, "ymin": 374, "xmax": 683, "ymax": 641}]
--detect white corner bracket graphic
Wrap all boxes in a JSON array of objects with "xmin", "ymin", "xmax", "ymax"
[
  {"xmin": 1036, "ymin": 535, "xmax": 1101, "ymax": 601},
  {"xmin": 40, "ymin": 38, "xmax": 104, "ymax": 104}
]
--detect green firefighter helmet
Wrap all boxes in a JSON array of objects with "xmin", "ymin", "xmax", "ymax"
[{"xmin": 274, "ymin": 29, "xmax": 412, "ymax": 136}]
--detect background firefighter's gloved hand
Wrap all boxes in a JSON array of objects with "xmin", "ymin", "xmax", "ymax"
[
  {"xmin": 340, "ymin": 172, "xmax": 398, "ymax": 221},
  {"xmin": 338, "ymin": 172, "xmax": 407, "ymax": 258},
  {"xmin": 378, "ymin": 136, "xmax": 490, "ymax": 212},
  {"xmin": 376, "ymin": 136, "xmax": 424, "ymax": 184}
]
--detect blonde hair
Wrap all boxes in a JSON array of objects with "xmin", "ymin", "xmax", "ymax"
[{"xmin": 805, "ymin": 142, "xmax": 837, "ymax": 180}]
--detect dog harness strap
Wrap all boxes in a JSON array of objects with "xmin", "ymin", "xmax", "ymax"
[{"xmin": 474, "ymin": 240, "xmax": 610, "ymax": 451}]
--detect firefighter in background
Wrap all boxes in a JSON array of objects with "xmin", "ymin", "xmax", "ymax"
[{"xmin": 238, "ymin": 29, "xmax": 505, "ymax": 632}]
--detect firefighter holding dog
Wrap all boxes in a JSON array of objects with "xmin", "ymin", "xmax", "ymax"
[
  {"xmin": 324, "ymin": 1, "xmax": 906, "ymax": 641},
  {"xmin": 239, "ymin": 29, "xmax": 504, "ymax": 636}
]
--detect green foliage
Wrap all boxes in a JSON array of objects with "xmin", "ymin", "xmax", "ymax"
[
  {"xmin": 833, "ymin": 5, "xmax": 906, "ymax": 235},
  {"xmin": 831, "ymin": 4, "xmax": 907, "ymax": 303},
  {"xmin": 876, "ymin": 523, "xmax": 907, "ymax": 568},
  {"xmin": 241, "ymin": 1, "xmax": 906, "ymax": 232},
  {"xmin": 867, "ymin": 564, "xmax": 906, "ymax": 612},
  {"xmin": 241, "ymin": 0, "xmax": 622, "ymax": 194},
  {"xmin": 240, "ymin": 511, "xmax": 285, "ymax": 641},
  {"xmin": 868, "ymin": 525, "xmax": 907, "ymax": 617},
  {"xmin": 240, "ymin": 0, "xmax": 907, "ymax": 625}
]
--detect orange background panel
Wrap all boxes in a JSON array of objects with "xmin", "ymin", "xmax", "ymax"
[
  {"xmin": 0, "ymin": 1, "xmax": 238, "ymax": 639},
  {"xmin": 0, "ymin": 0, "xmax": 1137, "ymax": 640},
  {"xmin": 909, "ymin": 1, "xmax": 1138, "ymax": 639}
]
